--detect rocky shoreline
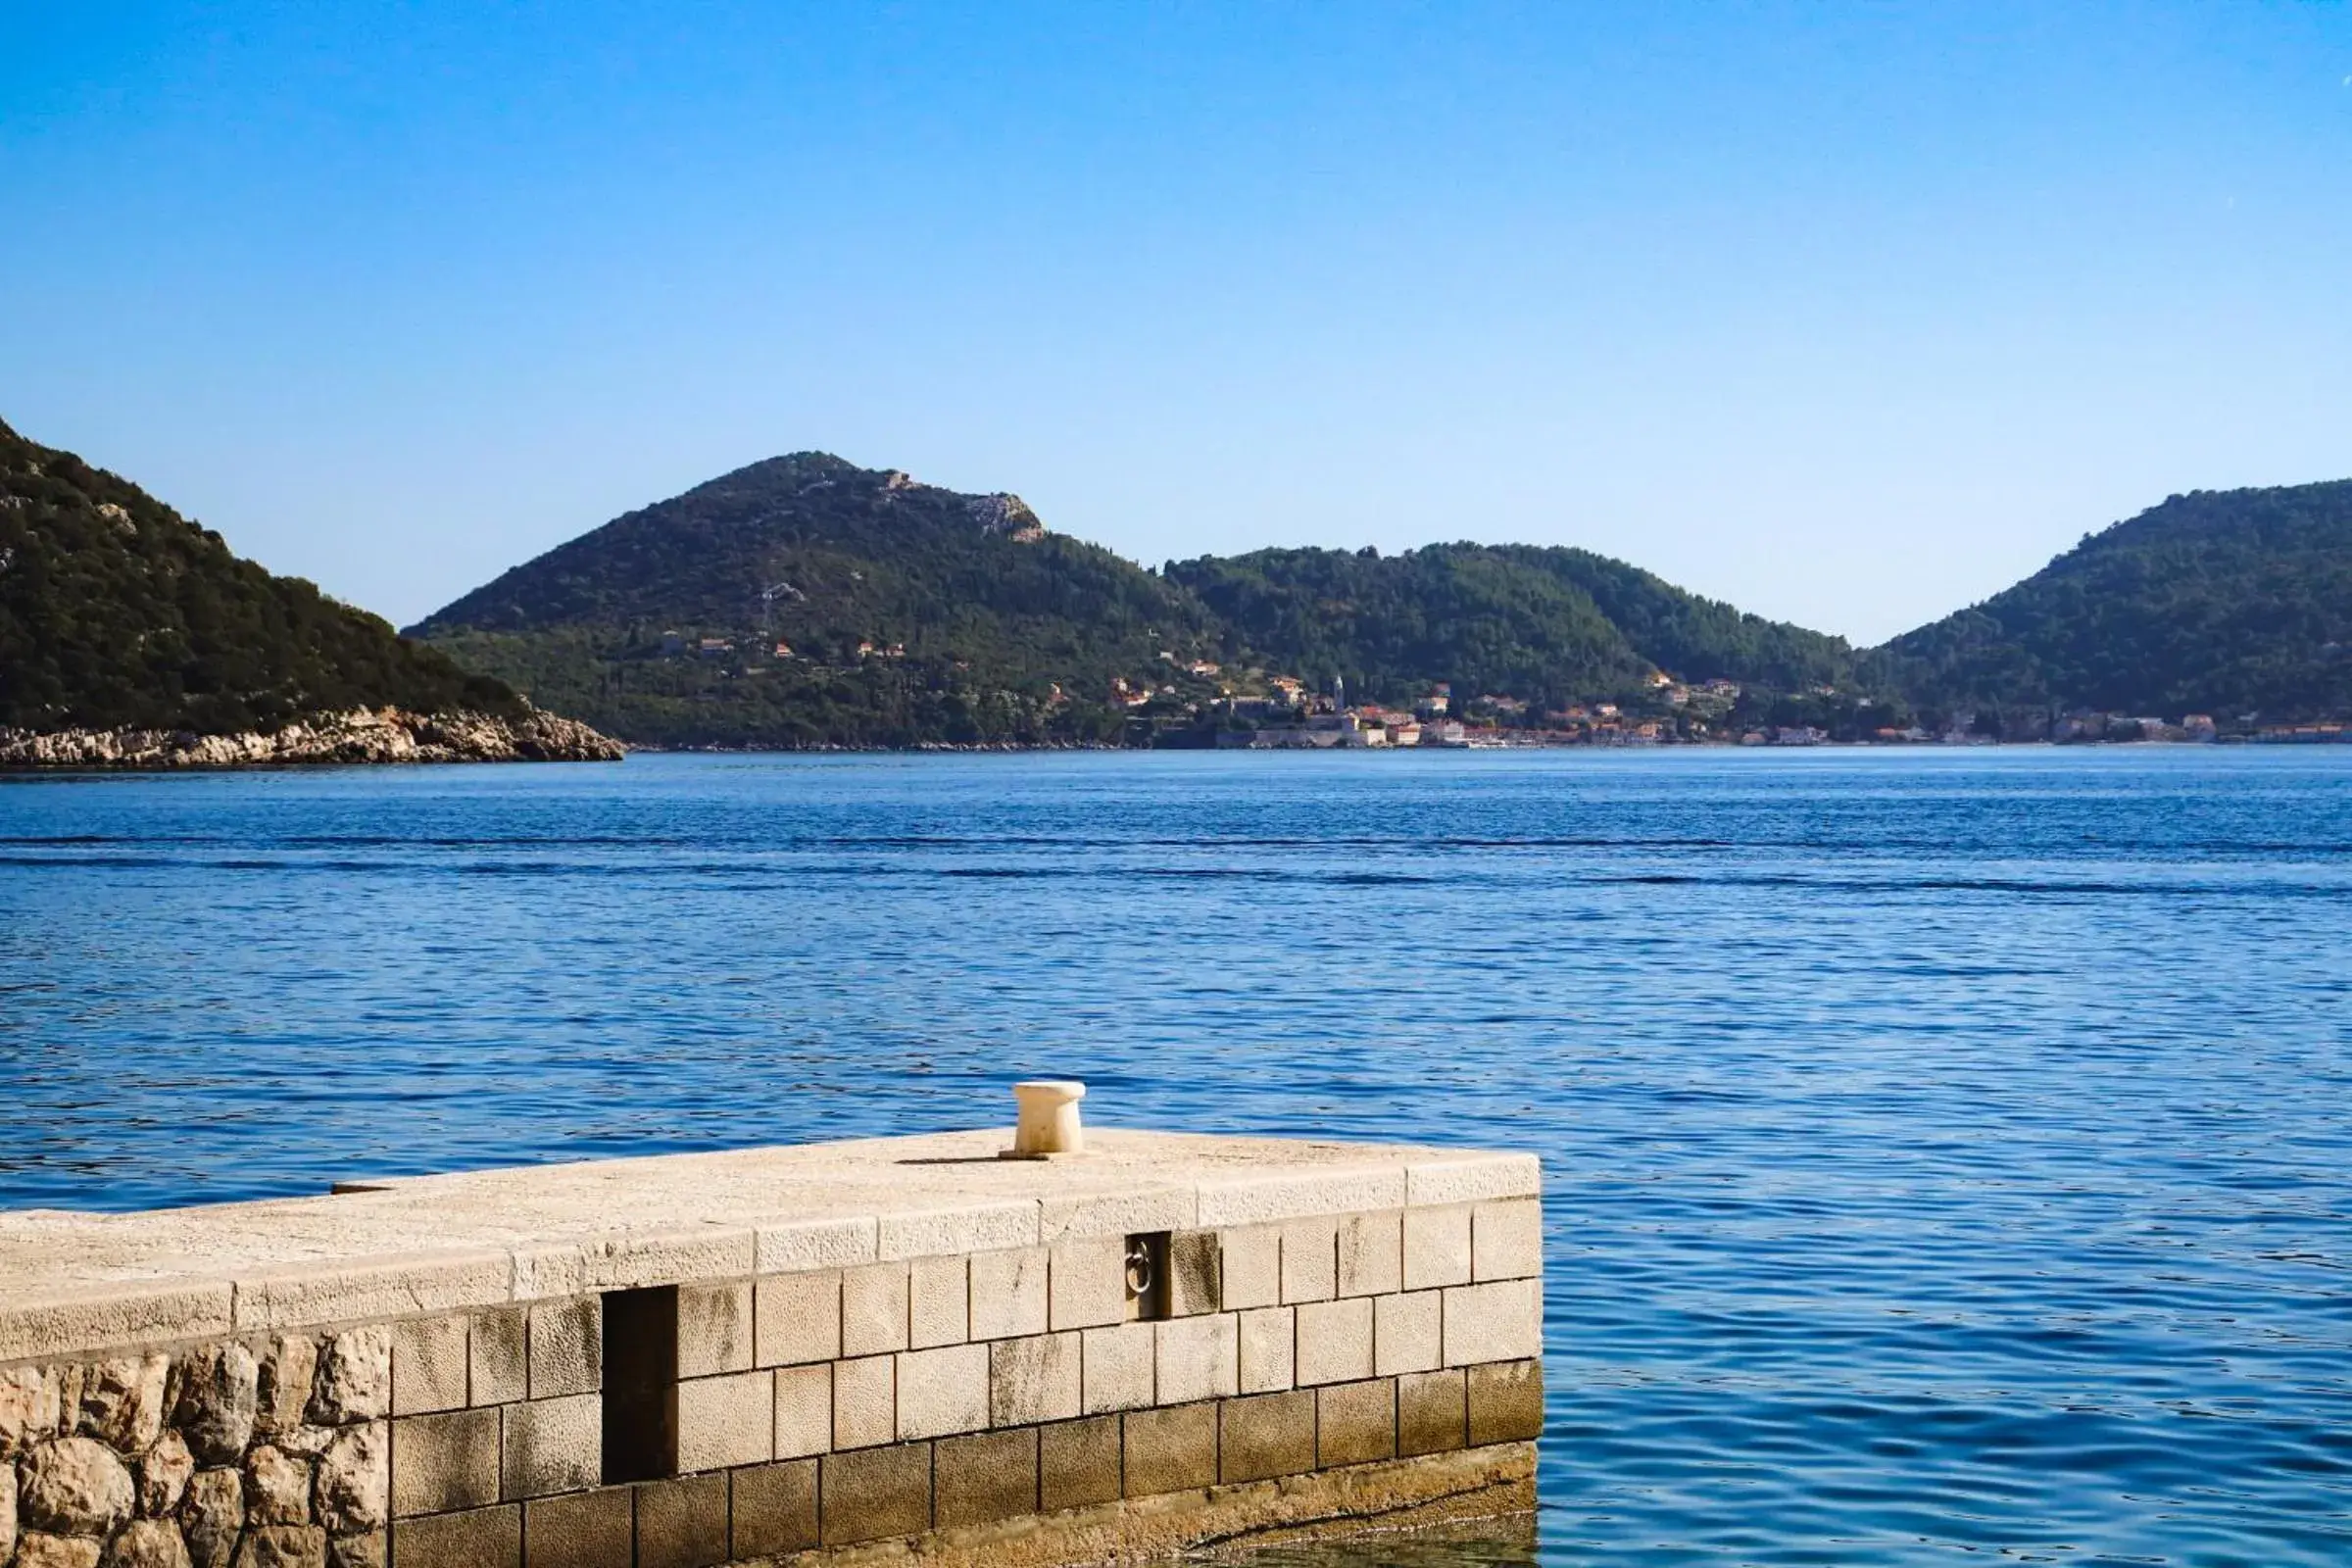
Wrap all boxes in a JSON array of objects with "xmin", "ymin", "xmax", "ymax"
[{"xmin": 0, "ymin": 707, "xmax": 625, "ymax": 768}]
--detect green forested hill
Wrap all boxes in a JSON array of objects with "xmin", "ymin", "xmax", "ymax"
[
  {"xmin": 0, "ymin": 417, "xmax": 526, "ymax": 734},
  {"xmin": 408, "ymin": 454, "xmax": 1224, "ymax": 747},
  {"xmin": 1166, "ymin": 544, "xmax": 1868, "ymax": 706},
  {"xmin": 1881, "ymin": 481, "xmax": 2352, "ymax": 722}
]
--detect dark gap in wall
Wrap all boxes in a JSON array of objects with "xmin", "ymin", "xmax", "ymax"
[{"xmin": 602, "ymin": 1284, "xmax": 679, "ymax": 1484}]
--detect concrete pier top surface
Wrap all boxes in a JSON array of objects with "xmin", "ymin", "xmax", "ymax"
[{"xmin": 0, "ymin": 1127, "xmax": 1539, "ymax": 1362}]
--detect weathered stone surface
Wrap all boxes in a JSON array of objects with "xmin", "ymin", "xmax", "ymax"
[
  {"xmin": 773, "ymin": 1363, "xmax": 831, "ymax": 1460},
  {"xmin": 1218, "ymin": 1227, "xmax": 1281, "ymax": 1312},
  {"xmin": 1396, "ymin": 1368, "xmax": 1467, "ymax": 1456},
  {"xmin": 1317, "ymin": 1378, "xmax": 1397, "ymax": 1468},
  {"xmin": 1, "ymin": 1456, "xmax": 17, "ymax": 1561},
  {"xmin": 523, "ymin": 1488, "xmax": 631, "ymax": 1568},
  {"xmin": 1472, "ymin": 1200, "xmax": 1544, "ymax": 1283},
  {"xmin": 500, "ymin": 1394, "xmax": 599, "ymax": 1499},
  {"xmin": 1046, "ymin": 1238, "xmax": 1124, "ymax": 1332},
  {"xmin": 1123, "ymin": 1403, "xmax": 1215, "ymax": 1497},
  {"xmin": 1168, "ymin": 1230, "xmax": 1221, "ymax": 1317},
  {"xmin": 244, "ymin": 1446, "xmax": 311, "ymax": 1525},
  {"xmin": 675, "ymin": 1372, "xmax": 772, "ymax": 1473},
  {"xmin": 78, "ymin": 1355, "xmax": 171, "ymax": 1455},
  {"xmin": 934, "ymin": 1426, "xmax": 1038, "ymax": 1527},
  {"xmin": 389, "ymin": 1408, "xmax": 497, "ymax": 1517},
  {"xmin": 818, "ymin": 1442, "xmax": 930, "ymax": 1548},
  {"xmin": 2, "ymin": 1363, "xmax": 64, "ymax": 1454},
  {"xmin": 103, "ymin": 1519, "xmax": 192, "ymax": 1568},
  {"xmin": 270, "ymin": 1426, "xmax": 334, "ymax": 1462},
  {"xmin": 676, "ymin": 1283, "xmax": 753, "ymax": 1379},
  {"xmin": 1154, "ymin": 1313, "xmax": 1239, "ymax": 1404},
  {"xmin": 729, "ymin": 1459, "xmax": 817, "ymax": 1561},
  {"xmin": 831, "ymin": 1354, "xmax": 894, "ymax": 1450},
  {"xmin": 230, "ymin": 1523, "xmax": 326, "ymax": 1568},
  {"xmin": 840, "ymin": 1261, "xmax": 910, "ymax": 1358},
  {"xmin": 1296, "ymin": 1296, "xmax": 1374, "ymax": 1387},
  {"xmin": 966, "ymin": 1248, "xmax": 1048, "ymax": 1342},
  {"xmin": 254, "ymin": 1339, "xmax": 318, "ymax": 1439},
  {"xmin": 23, "ymin": 1436, "xmax": 137, "ymax": 1536},
  {"xmin": 469, "ymin": 1309, "xmax": 527, "ymax": 1408},
  {"xmin": 1467, "ymin": 1357, "xmax": 1544, "ymax": 1445},
  {"xmin": 754, "ymin": 1270, "xmax": 841, "ymax": 1369},
  {"xmin": 18, "ymin": 1534, "xmax": 105, "ymax": 1568},
  {"xmin": 895, "ymin": 1344, "xmax": 988, "ymax": 1441},
  {"xmin": 389, "ymin": 1317, "xmax": 468, "ymax": 1417},
  {"xmin": 1337, "ymin": 1210, "xmax": 1403, "ymax": 1298},
  {"xmin": 1402, "ymin": 1205, "xmax": 1472, "ymax": 1291},
  {"xmin": 989, "ymin": 1331, "xmax": 1079, "ymax": 1427},
  {"xmin": 175, "ymin": 1347, "xmax": 259, "ymax": 1464},
  {"xmin": 1038, "ymin": 1414, "xmax": 1120, "ymax": 1512},
  {"xmin": 137, "ymin": 1431, "xmax": 195, "ymax": 1517},
  {"xmin": 312, "ymin": 1424, "xmax": 387, "ymax": 1535},
  {"xmin": 907, "ymin": 1255, "xmax": 969, "ymax": 1349},
  {"xmin": 527, "ymin": 1298, "xmax": 600, "ymax": 1399},
  {"xmin": 390, "ymin": 1505, "xmax": 519, "ymax": 1568},
  {"xmin": 308, "ymin": 1329, "xmax": 389, "ymax": 1426},
  {"xmin": 1237, "ymin": 1305, "xmax": 1295, "ymax": 1394},
  {"xmin": 1078, "ymin": 1322, "xmax": 1153, "ymax": 1414},
  {"xmin": 633, "ymin": 1473, "xmax": 726, "ymax": 1568},
  {"xmin": 1374, "ymin": 1290, "xmax": 1443, "ymax": 1377},
  {"xmin": 324, "ymin": 1534, "xmax": 383, "ymax": 1568},
  {"xmin": 1279, "ymin": 1218, "xmax": 1339, "ymax": 1303},
  {"xmin": 1218, "ymin": 1391, "xmax": 1315, "ymax": 1484},
  {"xmin": 178, "ymin": 1468, "xmax": 245, "ymax": 1568}
]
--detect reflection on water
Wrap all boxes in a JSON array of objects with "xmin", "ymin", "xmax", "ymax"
[{"xmin": 3, "ymin": 748, "xmax": 2349, "ymax": 1564}]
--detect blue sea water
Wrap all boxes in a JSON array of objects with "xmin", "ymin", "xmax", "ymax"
[{"xmin": 2, "ymin": 748, "xmax": 2348, "ymax": 1566}]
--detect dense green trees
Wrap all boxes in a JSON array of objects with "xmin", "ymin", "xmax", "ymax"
[
  {"xmin": 0, "ymin": 419, "xmax": 524, "ymax": 734},
  {"xmin": 1884, "ymin": 481, "xmax": 2352, "ymax": 722}
]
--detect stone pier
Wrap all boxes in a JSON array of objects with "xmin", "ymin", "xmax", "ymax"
[{"xmin": 0, "ymin": 1127, "xmax": 1543, "ymax": 1567}]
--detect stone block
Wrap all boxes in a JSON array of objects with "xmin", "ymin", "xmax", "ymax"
[
  {"xmin": 1078, "ymin": 1323, "xmax": 1154, "ymax": 1414},
  {"xmin": 989, "ymin": 1332, "xmax": 1080, "ymax": 1427},
  {"xmin": 255, "ymin": 1339, "xmax": 317, "ymax": 1439},
  {"xmin": 934, "ymin": 1426, "xmax": 1039, "ymax": 1527},
  {"xmin": 675, "ymin": 1282, "xmax": 752, "ymax": 1379},
  {"xmin": 1195, "ymin": 1166, "xmax": 1408, "ymax": 1226},
  {"xmin": 528, "ymin": 1298, "xmax": 601, "ymax": 1399},
  {"xmin": 137, "ymin": 1430, "xmax": 193, "ymax": 1516},
  {"xmin": 1396, "ymin": 1369, "xmax": 1466, "ymax": 1455},
  {"xmin": 501, "ymin": 1394, "xmax": 600, "ymax": 1499},
  {"xmin": 391, "ymin": 1504, "xmax": 519, "ymax": 1568},
  {"xmin": 730, "ymin": 1459, "xmax": 817, "ymax": 1560},
  {"xmin": 1217, "ymin": 1391, "xmax": 1315, "ymax": 1484},
  {"xmin": 1294, "ymin": 1296, "xmax": 1374, "ymax": 1386},
  {"xmin": 1038, "ymin": 1188, "xmax": 1196, "ymax": 1243},
  {"xmin": 908, "ymin": 1255, "xmax": 969, "ymax": 1348},
  {"xmin": 840, "ymin": 1262, "xmax": 909, "ymax": 1358},
  {"xmin": 236, "ymin": 1252, "xmax": 511, "ymax": 1334},
  {"xmin": 675, "ymin": 1371, "xmax": 774, "ymax": 1472},
  {"xmin": 819, "ymin": 1442, "xmax": 931, "ymax": 1547},
  {"xmin": 390, "ymin": 1407, "xmax": 498, "ymax": 1517},
  {"xmin": 1153, "ymin": 1314, "xmax": 1239, "ymax": 1404},
  {"xmin": 1375, "ymin": 1290, "xmax": 1444, "ymax": 1376},
  {"xmin": 1405, "ymin": 1152, "xmax": 1542, "ymax": 1207},
  {"xmin": 13, "ymin": 1534, "xmax": 100, "ymax": 1568},
  {"xmin": 773, "ymin": 1363, "xmax": 831, "ymax": 1459},
  {"xmin": 1402, "ymin": 1205, "xmax": 1472, "ymax": 1292},
  {"xmin": 470, "ymin": 1309, "xmax": 528, "ymax": 1407},
  {"xmin": 245, "ymin": 1443, "xmax": 312, "ymax": 1524},
  {"xmin": 1047, "ymin": 1237, "xmax": 1125, "ymax": 1332},
  {"xmin": 180, "ymin": 1466, "xmax": 243, "ymax": 1568},
  {"xmin": 1122, "ymin": 1403, "xmax": 1216, "ymax": 1498},
  {"xmin": 1337, "ymin": 1211, "xmax": 1403, "ymax": 1297},
  {"xmin": 20, "ymin": 1436, "xmax": 133, "ymax": 1535},
  {"xmin": 831, "ymin": 1355, "xmax": 895, "ymax": 1451},
  {"xmin": 523, "ymin": 1487, "xmax": 632, "ymax": 1568},
  {"xmin": 1279, "ymin": 1219, "xmax": 1337, "ymax": 1303},
  {"xmin": 179, "ymin": 1344, "xmax": 260, "ymax": 1462},
  {"xmin": 895, "ymin": 1344, "xmax": 988, "ymax": 1441},
  {"xmin": 1467, "ymin": 1358, "xmax": 1544, "ymax": 1445},
  {"xmin": 330, "ymin": 1531, "xmax": 386, "ymax": 1568},
  {"xmin": 75, "ymin": 1352, "xmax": 169, "ymax": 1454},
  {"xmin": 0, "ymin": 1364, "xmax": 62, "ymax": 1455},
  {"xmin": 310, "ymin": 1329, "xmax": 389, "ymax": 1428},
  {"xmin": 1038, "ymin": 1414, "xmax": 1121, "ymax": 1512},
  {"xmin": 391, "ymin": 1315, "xmax": 469, "ymax": 1416},
  {"xmin": 1472, "ymin": 1199, "xmax": 1544, "ymax": 1282},
  {"xmin": 967, "ymin": 1248, "xmax": 1049, "ymax": 1341},
  {"xmin": 632, "ymin": 1473, "xmax": 726, "ymax": 1568},
  {"xmin": 1167, "ymin": 1231, "xmax": 1221, "ymax": 1317},
  {"xmin": 1442, "ymin": 1278, "xmax": 1542, "ymax": 1366},
  {"xmin": 754, "ymin": 1270, "xmax": 840, "ymax": 1367},
  {"xmin": 1237, "ymin": 1306, "xmax": 1295, "ymax": 1394},
  {"xmin": 315, "ymin": 1423, "xmax": 389, "ymax": 1534},
  {"xmin": 878, "ymin": 1200, "xmax": 1038, "ymax": 1261},
  {"xmin": 1317, "ymin": 1378, "xmax": 1396, "ymax": 1468},
  {"xmin": 233, "ymin": 1523, "xmax": 328, "ymax": 1567},
  {"xmin": 755, "ymin": 1217, "xmax": 877, "ymax": 1274},
  {"xmin": 514, "ymin": 1229, "xmax": 754, "ymax": 1300},
  {"xmin": 104, "ymin": 1520, "xmax": 188, "ymax": 1568},
  {"xmin": 1218, "ymin": 1227, "xmax": 1281, "ymax": 1311},
  {"xmin": 0, "ymin": 1282, "xmax": 232, "ymax": 1366}
]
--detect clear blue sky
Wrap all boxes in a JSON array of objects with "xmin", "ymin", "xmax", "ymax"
[{"xmin": 4, "ymin": 2, "xmax": 2347, "ymax": 643}]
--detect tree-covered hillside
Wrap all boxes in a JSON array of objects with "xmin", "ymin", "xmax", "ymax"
[
  {"xmin": 1167, "ymin": 543, "xmax": 1871, "ymax": 706},
  {"xmin": 0, "ymin": 417, "xmax": 527, "ymax": 735},
  {"xmin": 1882, "ymin": 481, "xmax": 2352, "ymax": 722},
  {"xmin": 409, "ymin": 454, "xmax": 1224, "ymax": 747}
]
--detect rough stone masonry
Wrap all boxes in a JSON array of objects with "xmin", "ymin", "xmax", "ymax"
[{"xmin": 0, "ymin": 1128, "xmax": 1543, "ymax": 1568}]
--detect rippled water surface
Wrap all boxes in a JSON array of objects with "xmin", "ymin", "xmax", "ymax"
[{"xmin": 3, "ymin": 749, "xmax": 2349, "ymax": 1565}]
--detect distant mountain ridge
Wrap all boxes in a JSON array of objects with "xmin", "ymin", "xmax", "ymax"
[
  {"xmin": 408, "ymin": 452, "xmax": 1883, "ymax": 746},
  {"xmin": 0, "ymin": 417, "xmax": 619, "ymax": 762},
  {"xmin": 1884, "ymin": 480, "xmax": 2352, "ymax": 725}
]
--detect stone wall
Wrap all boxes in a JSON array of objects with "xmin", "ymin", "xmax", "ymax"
[{"xmin": 0, "ymin": 1200, "xmax": 1541, "ymax": 1568}]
